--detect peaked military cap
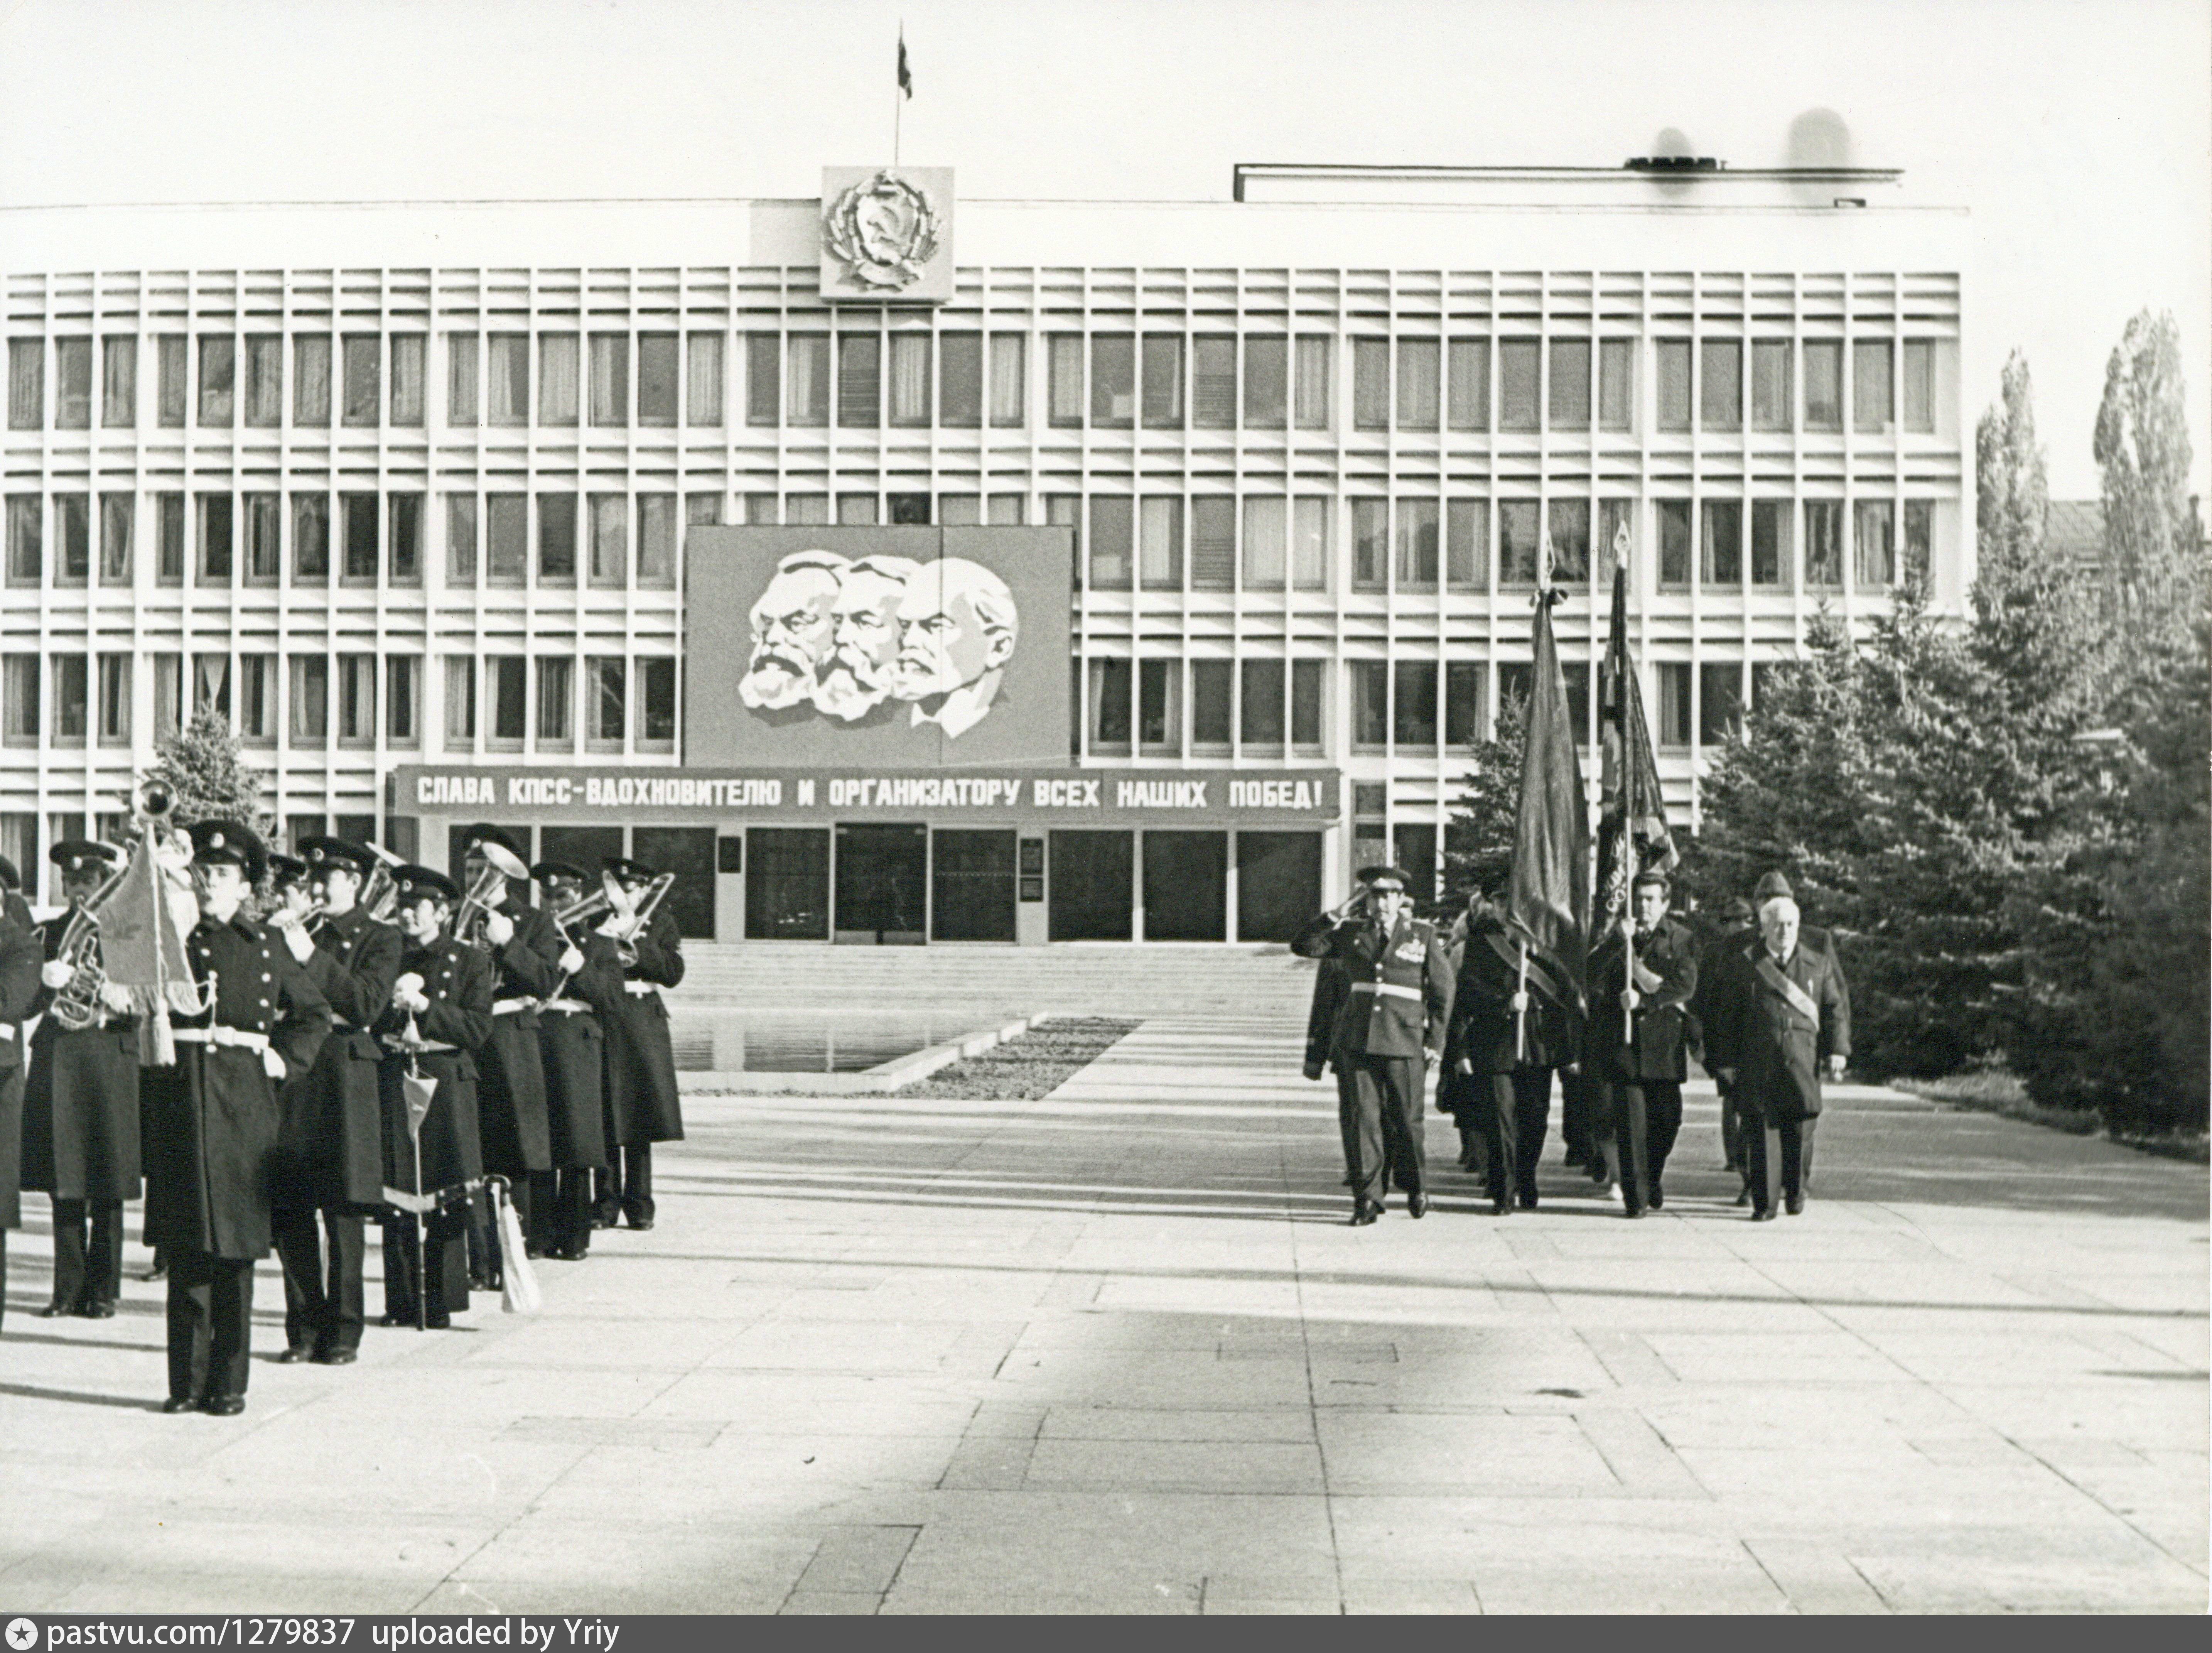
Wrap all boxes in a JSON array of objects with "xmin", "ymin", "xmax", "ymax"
[
  {"xmin": 298, "ymin": 835, "xmax": 376, "ymax": 875},
  {"xmin": 531, "ymin": 859, "xmax": 590, "ymax": 886},
  {"xmin": 50, "ymin": 839, "xmax": 120, "ymax": 878},
  {"xmin": 602, "ymin": 855, "xmax": 659, "ymax": 883},
  {"xmin": 391, "ymin": 864, "xmax": 462, "ymax": 905},
  {"xmin": 187, "ymin": 821, "xmax": 267, "ymax": 886},
  {"xmin": 461, "ymin": 823, "xmax": 526, "ymax": 861},
  {"xmin": 1753, "ymin": 870, "xmax": 1794, "ymax": 904},
  {"xmin": 1356, "ymin": 864, "xmax": 1411, "ymax": 892},
  {"xmin": 266, "ymin": 852, "xmax": 310, "ymax": 890}
]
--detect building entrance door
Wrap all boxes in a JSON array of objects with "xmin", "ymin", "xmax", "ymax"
[{"xmin": 834, "ymin": 822, "xmax": 928, "ymax": 944}]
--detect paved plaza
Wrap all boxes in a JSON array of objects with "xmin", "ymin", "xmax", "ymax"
[{"xmin": 2, "ymin": 1015, "xmax": 2206, "ymax": 1615}]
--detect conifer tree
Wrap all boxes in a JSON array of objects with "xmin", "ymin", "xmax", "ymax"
[{"xmin": 142, "ymin": 707, "xmax": 275, "ymax": 836}]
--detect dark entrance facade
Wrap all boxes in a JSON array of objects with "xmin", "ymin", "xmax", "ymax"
[{"xmin": 834, "ymin": 822, "xmax": 928, "ymax": 944}]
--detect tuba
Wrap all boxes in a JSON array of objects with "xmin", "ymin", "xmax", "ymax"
[
  {"xmin": 48, "ymin": 780, "xmax": 175, "ymax": 1032},
  {"xmin": 360, "ymin": 842, "xmax": 404, "ymax": 925},
  {"xmin": 453, "ymin": 840, "xmax": 530, "ymax": 949}
]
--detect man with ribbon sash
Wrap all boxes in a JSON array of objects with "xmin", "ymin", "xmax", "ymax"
[
  {"xmin": 1706, "ymin": 872, "xmax": 1851, "ymax": 1220},
  {"xmin": 143, "ymin": 822, "xmax": 331, "ymax": 1415},
  {"xmin": 1587, "ymin": 870, "xmax": 1699, "ymax": 1217},
  {"xmin": 1294, "ymin": 865, "xmax": 1454, "ymax": 1225}
]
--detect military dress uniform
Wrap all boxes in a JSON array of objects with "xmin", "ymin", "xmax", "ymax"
[
  {"xmin": 23, "ymin": 843, "xmax": 143, "ymax": 1317},
  {"xmin": 1293, "ymin": 886, "xmax": 1454, "ymax": 1221},
  {"xmin": 142, "ymin": 822, "xmax": 331, "ymax": 1413},
  {"xmin": 0, "ymin": 895, "xmax": 46, "ymax": 1334},
  {"xmin": 1587, "ymin": 906, "xmax": 1699, "ymax": 1217},
  {"xmin": 1447, "ymin": 919, "xmax": 1582, "ymax": 1212},
  {"xmin": 373, "ymin": 870, "xmax": 496, "ymax": 1326},
  {"xmin": 596, "ymin": 863, "xmax": 685, "ymax": 1231},
  {"xmin": 1708, "ymin": 910, "xmax": 1851, "ymax": 1219},
  {"xmin": 270, "ymin": 839, "xmax": 402, "ymax": 1363},
  {"xmin": 530, "ymin": 861, "xmax": 621, "ymax": 1260}
]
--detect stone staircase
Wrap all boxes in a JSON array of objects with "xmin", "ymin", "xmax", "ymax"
[{"xmin": 667, "ymin": 941, "xmax": 1321, "ymax": 1019}]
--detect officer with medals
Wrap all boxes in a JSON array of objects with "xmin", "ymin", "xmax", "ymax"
[
  {"xmin": 1706, "ymin": 872, "xmax": 1852, "ymax": 1220},
  {"xmin": 1446, "ymin": 889, "xmax": 1583, "ymax": 1213},
  {"xmin": 454, "ymin": 824, "xmax": 560, "ymax": 1281},
  {"xmin": 24, "ymin": 841, "xmax": 143, "ymax": 1317},
  {"xmin": 1587, "ymin": 869, "xmax": 1699, "ymax": 1218},
  {"xmin": 594, "ymin": 855, "xmax": 685, "ymax": 1232},
  {"xmin": 373, "ymin": 865, "xmax": 495, "ymax": 1326},
  {"xmin": 144, "ymin": 821, "xmax": 331, "ymax": 1415},
  {"xmin": 0, "ymin": 859, "xmax": 45, "ymax": 1334},
  {"xmin": 1293, "ymin": 865, "xmax": 1454, "ymax": 1225},
  {"xmin": 529, "ymin": 860, "xmax": 623, "ymax": 1260},
  {"xmin": 268, "ymin": 838, "xmax": 401, "ymax": 1363}
]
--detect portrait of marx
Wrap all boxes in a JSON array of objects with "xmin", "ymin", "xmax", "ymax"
[{"xmin": 739, "ymin": 548, "xmax": 848, "ymax": 712}]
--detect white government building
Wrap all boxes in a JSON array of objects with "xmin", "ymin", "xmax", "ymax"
[{"xmin": 2, "ymin": 160, "xmax": 1970, "ymax": 941}]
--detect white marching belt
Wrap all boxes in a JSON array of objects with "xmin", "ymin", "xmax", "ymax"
[
  {"xmin": 491, "ymin": 997, "xmax": 537, "ymax": 1016},
  {"xmin": 538, "ymin": 998, "xmax": 591, "ymax": 1015},
  {"xmin": 1350, "ymin": 981, "xmax": 1423, "ymax": 1002},
  {"xmin": 384, "ymin": 1037, "xmax": 458, "ymax": 1055},
  {"xmin": 171, "ymin": 1026, "xmax": 272, "ymax": 1053},
  {"xmin": 623, "ymin": 981, "xmax": 660, "ymax": 998},
  {"xmin": 0, "ymin": 1023, "xmax": 13, "ymax": 1041}
]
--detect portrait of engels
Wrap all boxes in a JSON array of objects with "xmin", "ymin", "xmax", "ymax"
[{"xmin": 739, "ymin": 549, "xmax": 1020, "ymax": 739}]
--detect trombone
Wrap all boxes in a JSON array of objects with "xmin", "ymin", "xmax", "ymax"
[
  {"xmin": 604, "ymin": 871, "xmax": 676, "ymax": 968},
  {"xmin": 538, "ymin": 885, "xmax": 613, "ymax": 1005},
  {"xmin": 452, "ymin": 841, "xmax": 530, "ymax": 949}
]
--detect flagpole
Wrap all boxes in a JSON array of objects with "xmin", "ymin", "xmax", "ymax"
[{"xmin": 894, "ymin": 24, "xmax": 904, "ymax": 168}]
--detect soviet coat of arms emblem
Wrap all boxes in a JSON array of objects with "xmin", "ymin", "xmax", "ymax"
[{"xmin": 822, "ymin": 171, "xmax": 944, "ymax": 292}]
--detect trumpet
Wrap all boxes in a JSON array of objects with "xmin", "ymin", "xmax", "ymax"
[{"xmin": 453, "ymin": 840, "xmax": 530, "ymax": 949}]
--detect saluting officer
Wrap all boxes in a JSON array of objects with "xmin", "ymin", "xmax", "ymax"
[
  {"xmin": 1446, "ymin": 893, "xmax": 1583, "ymax": 1213},
  {"xmin": 455, "ymin": 826, "xmax": 560, "ymax": 1279},
  {"xmin": 1706, "ymin": 872, "xmax": 1851, "ymax": 1220},
  {"xmin": 144, "ymin": 822, "xmax": 331, "ymax": 1415},
  {"xmin": 24, "ymin": 841, "xmax": 143, "ymax": 1317},
  {"xmin": 1293, "ymin": 866, "xmax": 1454, "ymax": 1225},
  {"xmin": 594, "ymin": 856, "xmax": 685, "ymax": 1232},
  {"xmin": 1587, "ymin": 870, "xmax": 1699, "ymax": 1218},
  {"xmin": 374, "ymin": 866, "xmax": 496, "ymax": 1327},
  {"xmin": 529, "ymin": 861, "xmax": 623, "ymax": 1260},
  {"xmin": 0, "ymin": 871, "xmax": 44, "ymax": 1336},
  {"xmin": 268, "ymin": 839, "xmax": 401, "ymax": 1364}
]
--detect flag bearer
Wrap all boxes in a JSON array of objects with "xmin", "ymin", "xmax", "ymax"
[{"xmin": 1586, "ymin": 870, "xmax": 1699, "ymax": 1217}]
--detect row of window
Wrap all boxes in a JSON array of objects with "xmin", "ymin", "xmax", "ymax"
[
  {"xmin": 0, "ymin": 651, "xmax": 675, "ymax": 752},
  {"xmin": 1081, "ymin": 656, "xmax": 1756, "ymax": 756},
  {"xmin": 2, "ymin": 488, "xmax": 1937, "ymax": 596},
  {"xmin": 8, "ymin": 330, "xmax": 1945, "ymax": 438}
]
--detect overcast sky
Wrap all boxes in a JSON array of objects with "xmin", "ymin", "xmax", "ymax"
[{"xmin": 3, "ymin": 0, "xmax": 2205, "ymax": 498}]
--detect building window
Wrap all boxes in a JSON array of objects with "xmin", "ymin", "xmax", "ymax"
[
  {"xmin": 1141, "ymin": 333, "xmax": 1183, "ymax": 429},
  {"xmin": 1087, "ymin": 658, "xmax": 1131, "ymax": 751},
  {"xmin": 198, "ymin": 335, "xmax": 235, "ymax": 427},
  {"xmin": 1701, "ymin": 500, "xmax": 1742, "ymax": 586},
  {"xmin": 1190, "ymin": 660, "xmax": 1232, "ymax": 751},
  {"xmin": 152, "ymin": 653, "xmax": 181, "ymax": 740},
  {"xmin": 1699, "ymin": 661, "xmax": 1743, "ymax": 746},
  {"xmin": 198, "ymin": 493, "xmax": 234, "ymax": 583},
  {"xmin": 1854, "ymin": 499, "xmax": 1896, "ymax": 588},
  {"xmin": 389, "ymin": 493, "xmax": 422, "ymax": 584},
  {"xmin": 156, "ymin": 493, "xmax": 183, "ymax": 582},
  {"xmin": 588, "ymin": 493, "xmax": 627, "ymax": 587},
  {"xmin": 1597, "ymin": 498, "xmax": 1633, "ymax": 575},
  {"xmin": 288, "ymin": 493, "xmax": 327, "ymax": 584},
  {"xmin": 1291, "ymin": 660, "xmax": 1324, "ymax": 753},
  {"xmin": 239, "ymin": 654, "xmax": 278, "ymax": 742},
  {"xmin": 337, "ymin": 654, "xmax": 376, "ymax": 745},
  {"xmin": 1499, "ymin": 499, "xmax": 1542, "ymax": 586},
  {"xmin": 1549, "ymin": 339, "xmax": 1591, "ymax": 432},
  {"xmin": 1238, "ymin": 658, "xmax": 1286, "ymax": 749},
  {"xmin": 293, "ymin": 334, "xmax": 331, "ymax": 426},
  {"xmin": 386, "ymin": 655, "xmax": 419, "ymax": 746},
  {"xmin": 54, "ymin": 493, "xmax": 89, "ymax": 584},
  {"xmin": 989, "ymin": 332, "xmax": 1026, "ymax": 427},
  {"xmin": 634, "ymin": 332, "xmax": 677, "ymax": 426},
  {"xmin": 786, "ymin": 333, "xmax": 831, "ymax": 426},
  {"xmin": 837, "ymin": 492, "xmax": 877, "ymax": 527},
  {"xmin": 289, "ymin": 654, "xmax": 329, "ymax": 748},
  {"xmin": 486, "ymin": 495, "xmax": 526, "ymax": 583},
  {"xmin": 1350, "ymin": 498, "xmax": 1387, "ymax": 591},
  {"xmin": 1547, "ymin": 498, "xmax": 1589, "ymax": 586},
  {"xmin": 1902, "ymin": 341, "xmax": 1935, "ymax": 434},
  {"xmin": 987, "ymin": 492, "xmax": 1024, "ymax": 525},
  {"xmin": 1088, "ymin": 333, "xmax": 1133, "ymax": 427},
  {"xmin": 6, "ymin": 496, "xmax": 40, "ymax": 584},
  {"xmin": 242, "ymin": 334, "xmax": 281, "ymax": 427},
  {"xmin": 100, "ymin": 492, "xmax": 132, "ymax": 584},
  {"xmin": 1804, "ymin": 500, "xmax": 1844, "ymax": 587},
  {"xmin": 1448, "ymin": 339, "xmax": 1490, "ymax": 432},
  {"xmin": 1446, "ymin": 499, "xmax": 1488, "ymax": 592},
  {"xmin": 1498, "ymin": 339, "xmax": 1540, "ymax": 433},
  {"xmin": 1190, "ymin": 497, "xmax": 1235, "ymax": 592},
  {"xmin": 1240, "ymin": 337, "xmax": 1288, "ymax": 431},
  {"xmin": 3, "ymin": 654, "xmax": 39, "ymax": 745},
  {"xmin": 8, "ymin": 340, "xmax": 42, "ymax": 429},
  {"xmin": 1395, "ymin": 339, "xmax": 1439, "ymax": 433},
  {"xmin": 1088, "ymin": 496, "xmax": 1132, "ymax": 590},
  {"xmin": 341, "ymin": 335, "xmax": 380, "ymax": 427},
  {"xmin": 687, "ymin": 491, "xmax": 723, "ymax": 528},
  {"xmin": 1292, "ymin": 496, "xmax": 1330, "ymax": 592},
  {"xmin": 55, "ymin": 337, "xmax": 91, "ymax": 429},
  {"xmin": 588, "ymin": 657, "xmax": 626, "ymax": 748},
  {"xmin": 390, "ymin": 335, "xmax": 425, "ymax": 426},
  {"xmin": 741, "ymin": 332, "xmax": 779, "ymax": 425},
  {"xmin": 1349, "ymin": 660, "xmax": 1387, "ymax": 750},
  {"xmin": 1192, "ymin": 336, "xmax": 1237, "ymax": 430},
  {"xmin": 1656, "ymin": 663, "xmax": 1692, "ymax": 749},
  {"xmin": 589, "ymin": 332, "xmax": 629, "ymax": 427},
  {"xmin": 682, "ymin": 331, "xmax": 722, "ymax": 426},
  {"xmin": 1701, "ymin": 339, "xmax": 1742, "ymax": 432},
  {"xmin": 486, "ymin": 333, "xmax": 528, "ymax": 425},
  {"xmin": 443, "ymin": 657, "xmax": 476, "ymax": 745},
  {"xmin": 1393, "ymin": 660, "xmax": 1438, "ymax": 750},
  {"xmin": 102, "ymin": 336, "xmax": 136, "ymax": 427},
  {"xmin": 1445, "ymin": 661, "xmax": 1485, "ymax": 748},
  {"xmin": 1352, "ymin": 339, "xmax": 1389, "ymax": 431},
  {"xmin": 936, "ymin": 331, "xmax": 982, "ymax": 428},
  {"xmin": 1751, "ymin": 500, "xmax": 1789, "ymax": 588},
  {"xmin": 243, "ymin": 492, "xmax": 280, "ymax": 583},
  {"xmin": 1804, "ymin": 341, "xmax": 1843, "ymax": 431},
  {"xmin": 1394, "ymin": 498, "xmax": 1439, "ymax": 592},
  {"xmin": 489, "ymin": 657, "xmax": 526, "ymax": 744},
  {"xmin": 157, "ymin": 335, "xmax": 187, "ymax": 426},
  {"xmin": 1139, "ymin": 496, "xmax": 1183, "ymax": 591},
  {"xmin": 194, "ymin": 654, "xmax": 231, "ymax": 721},
  {"xmin": 538, "ymin": 333, "xmax": 579, "ymax": 425},
  {"xmin": 1752, "ymin": 341, "xmax": 1792, "ymax": 432},
  {"xmin": 1240, "ymin": 496, "xmax": 1287, "ymax": 592},
  {"xmin": 638, "ymin": 493, "xmax": 677, "ymax": 588},
  {"xmin": 837, "ymin": 332, "xmax": 881, "ymax": 427},
  {"xmin": 1598, "ymin": 338, "xmax": 1634, "ymax": 432},
  {"xmin": 52, "ymin": 655, "xmax": 88, "ymax": 743},
  {"xmin": 1853, "ymin": 341, "xmax": 1894, "ymax": 434},
  {"xmin": 1045, "ymin": 334, "xmax": 1083, "ymax": 427},
  {"xmin": 787, "ymin": 493, "xmax": 830, "ymax": 525},
  {"xmin": 1294, "ymin": 335, "xmax": 1331, "ymax": 431},
  {"xmin": 1656, "ymin": 500, "xmax": 1692, "ymax": 589},
  {"xmin": 538, "ymin": 494, "xmax": 577, "ymax": 584},
  {"xmin": 875, "ymin": 331, "xmax": 927, "ymax": 427},
  {"xmin": 639, "ymin": 657, "xmax": 676, "ymax": 747},
  {"xmin": 1656, "ymin": 340, "xmax": 1692, "ymax": 432},
  {"xmin": 1138, "ymin": 658, "xmax": 1181, "ymax": 754},
  {"xmin": 341, "ymin": 493, "xmax": 377, "ymax": 581},
  {"xmin": 1904, "ymin": 499, "xmax": 1934, "ymax": 584},
  {"xmin": 938, "ymin": 493, "xmax": 980, "ymax": 525},
  {"xmin": 442, "ymin": 494, "xmax": 474, "ymax": 585},
  {"xmin": 447, "ymin": 332, "xmax": 479, "ymax": 425}
]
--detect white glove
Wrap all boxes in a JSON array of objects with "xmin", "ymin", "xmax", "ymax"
[
  {"xmin": 1826, "ymin": 1054, "xmax": 1847, "ymax": 1081},
  {"xmin": 283, "ymin": 922, "xmax": 316, "ymax": 964},
  {"xmin": 1509, "ymin": 991, "xmax": 1529, "ymax": 1013},
  {"xmin": 100, "ymin": 980, "xmax": 135, "ymax": 1014},
  {"xmin": 262, "ymin": 1047, "xmax": 287, "ymax": 1081},
  {"xmin": 559, "ymin": 945, "xmax": 585, "ymax": 976},
  {"xmin": 483, "ymin": 910, "xmax": 515, "ymax": 947},
  {"xmin": 1621, "ymin": 988, "xmax": 1641, "ymax": 1012},
  {"xmin": 395, "ymin": 971, "xmax": 424, "ymax": 998},
  {"xmin": 40, "ymin": 959, "xmax": 73, "ymax": 989}
]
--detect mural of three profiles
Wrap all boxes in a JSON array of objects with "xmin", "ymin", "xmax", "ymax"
[{"xmin": 739, "ymin": 550, "xmax": 1020, "ymax": 740}]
